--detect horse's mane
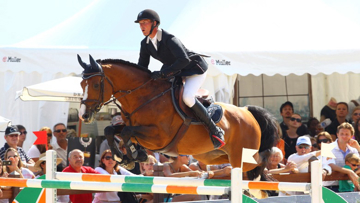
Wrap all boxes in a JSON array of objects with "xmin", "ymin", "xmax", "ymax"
[{"xmin": 97, "ymin": 58, "xmax": 151, "ymax": 74}]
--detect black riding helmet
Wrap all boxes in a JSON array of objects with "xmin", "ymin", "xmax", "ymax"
[{"xmin": 135, "ymin": 9, "xmax": 160, "ymax": 36}]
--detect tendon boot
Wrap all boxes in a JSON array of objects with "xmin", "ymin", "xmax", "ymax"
[
  {"xmin": 191, "ymin": 100, "xmax": 225, "ymax": 149},
  {"xmin": 125, "ymin": 139, "xmax": 148, "ymax": 162}
]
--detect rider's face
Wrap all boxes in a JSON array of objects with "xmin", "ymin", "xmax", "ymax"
[{"xmin": 139, "ymin": 19, "xmax": 154, "ymax": 36}]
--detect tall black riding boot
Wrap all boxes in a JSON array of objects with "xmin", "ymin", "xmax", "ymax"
[{"xmin": 191, "ymin": 100, "xmax": 225, "ymax": 149}]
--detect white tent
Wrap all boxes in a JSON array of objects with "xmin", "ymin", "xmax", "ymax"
[{"xmin": 1, "ymin": 0, "xmax": 360, "ymax": 151}]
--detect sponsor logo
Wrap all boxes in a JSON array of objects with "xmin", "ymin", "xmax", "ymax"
[
  {"xmin": 211, "ymin": 59, "xmax": 231, "ymax": 66},
  {"xmin": 73, "ymin": 93, "xmax": 84, "ymax": 97},
  {"xmin": 2, "ymin": 56, "xmax": 21, "ymax": 62}
]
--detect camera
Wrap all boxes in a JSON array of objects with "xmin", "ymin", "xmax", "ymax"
[{"xmin": 2, "ymin": 160, "xmax": 11, "ymax": 166}]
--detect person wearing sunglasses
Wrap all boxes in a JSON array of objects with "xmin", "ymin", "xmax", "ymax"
[
  {"xmin": 339, "ymin": 153, "xmax": 360, "ymax": 192},
  {"xmin": 16, "ymin": 124, "xmax": 27, "ymax": 148},
  {"xmin": 279, "ymin": 101, "xmax": 309, "ymax": 141},
  {"xmin": 287, "ymin": 136, "xmax": 333, "ymax": 195},
  {"xmin": 283, "ymin": 113, "xmax": 303, "ymax": 160},
  {"xmin": 93, "ymin": 149, "xmax": 135, "ymax": 203},
  {"xmin": 0, "ymin": 126, "xmax": 35, "ymax": 171},
  {"xmin": 316, "ymin": 131, "xmax": 333, "ymax": 150},
  {"xmin": 350, "ymin": 106, "xmax": 360, "ymax": 128},
  {"xmin": 52, "ymin": 123, "xmax": 69, "ymax": 170},
  {"xmin": 4, "ymin": 147, "xmax": 35, "ymax": 179}
]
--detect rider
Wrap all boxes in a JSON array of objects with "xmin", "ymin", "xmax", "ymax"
[{"xmin": 135, "ymin": 9, "xmax": 225, "ymax": 149}]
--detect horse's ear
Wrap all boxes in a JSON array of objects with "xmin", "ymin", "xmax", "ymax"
[
  {"xmin": 77, "ymin": 54, "xmax": 88, "ymax": 69},
  {"xmin": 89, "ymin": 55, "xmax": 102, "ymax": 72}
]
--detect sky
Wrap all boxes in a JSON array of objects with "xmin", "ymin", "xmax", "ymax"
[
  {"xmin": 0, "ymin": 0, "xmax": 94, "ymax": 46},
  {"xmin": 1, "ymin": 0, "xmax": 360, "ymax": 51}
]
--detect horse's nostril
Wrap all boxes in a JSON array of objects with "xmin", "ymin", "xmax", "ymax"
[{"xmin": 83, "ymin": 113, "xmax": 89, "ymax": 119}]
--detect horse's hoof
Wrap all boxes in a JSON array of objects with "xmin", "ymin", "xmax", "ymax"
[
  {"xmin": 121, "ymin": 161, "xmax": 135, "ymax": 170},
  {"xmin": 136, "ymin": 149, "xmax": 148, "ymax": 162}
]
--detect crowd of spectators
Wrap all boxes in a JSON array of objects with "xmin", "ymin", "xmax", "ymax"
[{"xmin": 2, "ymin": 98, "xmax": 360, "ymax": 201}]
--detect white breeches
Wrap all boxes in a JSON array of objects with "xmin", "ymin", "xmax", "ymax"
[{"xmin": 182, "ymin": 72, "xmax": 207, "ymax": 107}]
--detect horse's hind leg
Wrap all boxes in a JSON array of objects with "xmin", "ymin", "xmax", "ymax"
[{"xmin": 104, "ymin": 125, "xmax": 124, "ymax": 162}]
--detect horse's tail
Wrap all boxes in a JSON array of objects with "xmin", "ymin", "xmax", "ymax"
[{"xmin": 245, "ymin": 105, "xmax": 277, "ymax": 181}]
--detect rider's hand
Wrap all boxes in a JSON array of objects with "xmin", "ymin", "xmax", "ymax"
[{"xmin": 151, "ymin": 71, "xmax": 163, "ymax": 80}]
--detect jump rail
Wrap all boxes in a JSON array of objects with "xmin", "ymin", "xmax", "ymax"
[{"xmin": 4, "ymin": 150, "xmax": 323, "ymax": 203}]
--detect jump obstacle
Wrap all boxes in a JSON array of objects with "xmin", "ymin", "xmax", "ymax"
[{"xmin": 3, "ymin": 150, "xmax": 326, "ymax": 203}]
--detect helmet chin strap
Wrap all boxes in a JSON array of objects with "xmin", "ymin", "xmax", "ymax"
[{"xmin": 146, "ymin": 22, "xmax": 157, "ymax": 37}]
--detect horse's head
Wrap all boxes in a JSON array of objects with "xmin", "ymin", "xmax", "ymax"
[{"xmin": 78, "ymin": 54, "xmax": 113, "ymax": 123}]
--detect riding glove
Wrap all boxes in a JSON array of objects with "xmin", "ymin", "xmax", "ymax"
[{"xmin": 151, "ymin": 71, "xmax": 163, "ymax": 80}]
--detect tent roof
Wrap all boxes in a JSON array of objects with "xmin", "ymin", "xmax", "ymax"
[{"xmin": 2, "ymin": 0, "xmax": 360, "ymax": 76}]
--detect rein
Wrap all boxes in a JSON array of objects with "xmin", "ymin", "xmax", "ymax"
[{"xmin": 82, "ymin": 71, "xmax": 173, "ymax": 126}]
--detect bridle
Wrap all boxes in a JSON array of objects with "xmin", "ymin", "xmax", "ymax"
[{"xmin": 81, "ymin": 70, "xmax": 173, "ymax": 125}]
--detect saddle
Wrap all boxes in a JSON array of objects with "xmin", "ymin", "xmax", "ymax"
[
  {"xmin": 172, "ymin": 77, "xmax": 223, "ymax": 124},
  {"xmin": 152, "ymin": 77, "xmax": 223, "ymax": 156}
]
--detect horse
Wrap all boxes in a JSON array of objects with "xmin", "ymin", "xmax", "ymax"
[{"xmin": 77, "ymin": 55, "xmax": 278, "ymax": 190}]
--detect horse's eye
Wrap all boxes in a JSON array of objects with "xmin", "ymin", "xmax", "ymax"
[{"xmin": 94, "ymin": 84, "xmax": 100, "ymax": 89}]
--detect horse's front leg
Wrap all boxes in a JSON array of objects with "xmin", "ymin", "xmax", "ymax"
[
  {"xmin": 104, "ymin": 125, "xmax": 124, "ymax": 162},
  {"xmin": 121, "ymin": 126, "xmax": 155, "ymax": 162}
]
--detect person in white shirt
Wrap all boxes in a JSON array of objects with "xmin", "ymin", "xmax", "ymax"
[
  {"xmin": 93, "ymin": 149, "xmax": 134, "ymax": 203},
  {"xmin": 285, "ymin": 136, "xmax": 333, "ymax": 195},
  {"xmin": 51, "ymin": 123, "xmax": 68, "ymax": 170}
]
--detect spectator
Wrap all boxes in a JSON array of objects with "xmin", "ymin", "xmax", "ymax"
[
  {"xmin": 27, "ymin": 127, "xmax": 53, "ymax": 162},
  {"xmin": 0, "ymin": 126, "xmax": 35, "ymax": 170},
  {"xmin": 316, "ymin": 131, "xmax": 333, "ymax": 150},
  {"xmin": 62, "ymin": 149, "xmax": 100, "ymax": 203},
  {"xmin": 145, "ymin": 149, "xmax": 169, "ymax": 164},
  {"xmin": 320, "ymin": 97, "xmax": 337, "ymax": 122},
  {"xmin": 16, "ymin": 125, "xmax": 27, "ymax": 148},
  {"xmin": 274, "ymin": 122, "xmax": 285, "ymax": 161},
  {"xmin": 309, "ymin": 137, "xmax": 320, "ymax": 151},
  {"xmin": 283, "ymin": 113, "xmax": 302, "ymax": 159},
  {"xmin": 188, "ymin": 160, "xmax": 232, "ymax": 179},
  {"xmin": 339, "ymin": 153, "xmax": 360, "ymax": 192},
  {"xmin": 307, "ymin": 117, "xmax": 320, "ymax": 137},
  {"xmin": 139, "ymin": 155, "xmax": 158, "ymax": 203},
  {"xmin": 329, "ymin": 122, "xmax": 360, "ymax": 192},
  {"xmin": 93, "ymin": 149, "xmax": 135, "ymax": 203},
  {"xmin": 350, "ymin": 106, "xmax": 360, "ymax": 127},
  {"xmin": 279, "ymin": 101, "xmax": 309, "ymax": 141},
  {"xmin": 163, "ymin": 155, "xmax": 205, "ymax": 202},
  {"xmin": 287, "ymin": 136, "xmax": 329, "ymax": 173},
  {"xmin": 325, "ymin": 102, "xmax": 349, "ymax": 141},
  {"xmin": 347, "ymin": 96, "xmax": 360, "ymax": 121},
  {"xmin": 52, "ymin": 123, "xmax": 68, "ymax": 170},
  {"xmin": 265, "ymin": 147, "xmax": 298, "ymax": 175},
  {"xmin": 287, "ymin": 136, "xmax": 333, "ymax": 195},
  {"xmin": 0, "ymin": 159, "xmax": 10, "ymax": 202},
  {"xmin": 354, "ymin": 118, "xmax": 360, "ymax": 144},
  {"xmin": 33, "ymin": 153, "xmax": 62, "ymax": 178},
  {"xmin": 4, "ymin": 148, "xmax": 35, "ymax": 179}
]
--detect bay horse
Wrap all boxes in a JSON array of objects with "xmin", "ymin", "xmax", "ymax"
[{"xmin": 77, "ymin": 55, "xmax": 278, "ymax": 186}]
